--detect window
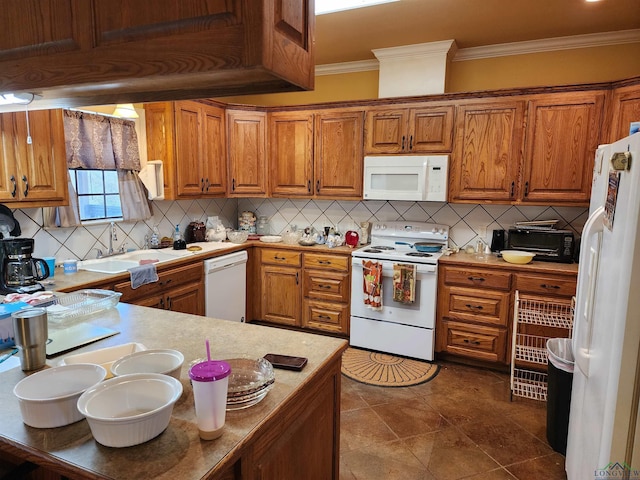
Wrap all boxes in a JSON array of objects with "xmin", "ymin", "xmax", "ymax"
[{"xmin": 69, "ymin": 169, "xmax": 123, "ymax": 221}]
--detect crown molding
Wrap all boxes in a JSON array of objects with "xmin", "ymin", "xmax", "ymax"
[
  {"xmin": 315, "ymin": 29, "xmax": 640, "ymax": 75},
  {"xmin": 315, "ymin": 59, "xmax": 379, "ymax": 76},
  {"xmin": 453, "ymin": 28, "xmax": 640, "ymax": 61}
]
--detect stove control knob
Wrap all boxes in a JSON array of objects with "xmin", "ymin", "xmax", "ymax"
[
  {"xmin": 431, "ymin": 227, "xmax": 437, "ymax": 233},
  {"xmin": 379, "ymin": 224, "xmax": 387, "ymax": 230},
  {"xmin": 438, "ymin": 228, "xmax": 444, "ymax": 234}
]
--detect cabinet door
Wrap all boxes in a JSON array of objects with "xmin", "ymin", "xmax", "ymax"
[
  {"xmin": 314, "ymin": 110, "xmax": 364, "ymax": 199},
  {"xmin": 0, "ymin": 110, "xmax": 68, "ymax": 205},
  {"xmin": 261, "ymin": 265, "xmax": 301, "ymax": 326},
  {"xmin": 166, "ymin": 282, "xmax": 204, "ymax": 316},
  {"xmin": 144, "ymin": 102, "xmax": 176, "ymax": 200},
  {"xmin": 449, "ymin": 101, "xmax": 525, "ymax": 203},
  {"xmin": 201, "ymin": 104, "xmax": 227, "ymax": 196},
  {"xmin": 0, "ymin": 113, "xmax": 20, "ymax": 202},
  {"xmin": 175, "ymin": 102, "xmax": 203, "ymax": 197},
  {"xmin": 408, "ymin": 105, "xmax": 455, "ymax": 153},
  {"xmin": 522, "ymin": 92, "xmax": 604, "ymax": 205},
  {"xmin": 269, "ymin": 112, "xmax": 314, "ymax": 197},
  {"xmin": 609, "ymin": 84, "xmax": 640, "ymax": 142},
  {"xmin": 364, "ymin": 109, "xmax": 408, "ymax": 153},
  {"xmin": 227, "ymin": 110, "xmax": 267, "ymax": 196}
]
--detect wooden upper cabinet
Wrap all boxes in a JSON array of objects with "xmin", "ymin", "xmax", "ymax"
[
  {"xmin": 608, "ymin": 83, "xmax": 640, "ymax": 142},
  {"xmin": 201, "ymin": 107, "xmax": 227, "ymax": 196},
  {"xmin": 0, "ymin": 0, "xmax": 314, "ymax": 105},
  {"xmin": 314, "ymin": 110, "xmax": 365, "ymax": 199},
  {"xmin": 0, "ymin": 110, "xmax": 68, "ymax": 206},
  {"xmin": 269, "ymin": 111, "xmax": 314, "ymax": 197},
  {"xmin": 364, "ymin": 105, "xmax": 454, "ymax": 154},
  {"xmin": 522, "ymin": 92, "xmax": 605, "ymax": 205},
  {"xmin": 449, "ymin": 100, "xmax": 525, "ymax": 203},
  {"xmin": 145, "ymin": 100, "xmax": 226, "ymax": 199},
  {"xmin": 227, "ymin": 110, "xmax": 267, "ymax": 197},
  {"xmin": 175, "ymin": 104, "xmax": 202, "ymax": 197},
  {"xmin": 144, "ymin": 102, "xmax": 176, "ymax": 200}
]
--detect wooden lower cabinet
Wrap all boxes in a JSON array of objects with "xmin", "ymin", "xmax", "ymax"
[
  {"xmin": 436, "ymin": 261, "xmax": 576, "ymax": 367},
  {"xmin": 257, "ymin": 248, "xmax": 350, "ymax": 336},
  {"xmin": 114, "ymin": 262, "xmax": 204, "ymax": 316}
]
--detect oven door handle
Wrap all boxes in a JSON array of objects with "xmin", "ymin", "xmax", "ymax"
[{"xmin": 352, "ymin": 259, "xmax": 436, "ymax": 275}]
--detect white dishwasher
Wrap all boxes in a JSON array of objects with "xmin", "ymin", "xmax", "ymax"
[{"xmin": 204, "ymin": 250, "xmax": 248, "ymax": 322}]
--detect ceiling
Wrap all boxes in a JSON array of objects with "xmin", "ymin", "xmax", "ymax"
[{"xmin": 314, "ymin": 0, "xmax": 640, "ymax": 65}]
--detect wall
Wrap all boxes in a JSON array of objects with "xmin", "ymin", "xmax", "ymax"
[
  {"xmin": 219, "ymin": 41, "xmax": 640, "ymax": 107},
  {"xmin": 238, "ymin": 198, "xmax": 587, "ymax": 250},
  {"xmin": 18, "ymin": 199, "xmax": 237, "ymax": 262},
  {"xmin": 13, "ymin": 35, "xmax": 630, "ymax": 260}
]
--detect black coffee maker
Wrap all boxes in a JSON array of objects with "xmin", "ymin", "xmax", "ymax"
[
  {"xmin": 0, "ymin": 205, "xmax": 49, "ymax": 294},
  {"xmin": 0, "ymin": 238, "xmax": 50, "ymax": 294}
]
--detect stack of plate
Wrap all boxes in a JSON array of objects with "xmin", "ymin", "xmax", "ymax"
[{"xmin": 225, "ymin": 357, "xmax": 275, "ymax": 410}]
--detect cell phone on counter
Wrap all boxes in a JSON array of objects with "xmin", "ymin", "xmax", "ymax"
[{"xmin": 263, "ymin": 354, "xmax": 308, "ymax": 371}]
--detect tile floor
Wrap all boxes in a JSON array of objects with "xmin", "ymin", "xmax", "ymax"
[{"xmin": 340, "ymin": 361, "xmax": 567, "ymax": 480}]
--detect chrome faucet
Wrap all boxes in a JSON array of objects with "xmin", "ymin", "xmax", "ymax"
[{"xmin": 108, "ymin": 222, "xmax": 117, "ymax": 256}]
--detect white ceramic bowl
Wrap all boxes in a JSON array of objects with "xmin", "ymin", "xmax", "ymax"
[
  {"xmin": 227, "ymin": 230, "xmax": 249, "ymax": 244},
  {"xmin": 501, "ymin": 250, "xmax": 536, "ymax": 264},
  {"xmin": 13, "ymin": 364, "xmax": 107, "ymax": 428},
  {"xmin": 59, "ymin": 342, "xmax": 147, "ymax": 379},
  {"xmin": 110, "ymin": 349, "xmax": 184, "ymax": 379},
  {"xmin": 77, "ymin": 373, "xmax": 183, "ymax": 448}
]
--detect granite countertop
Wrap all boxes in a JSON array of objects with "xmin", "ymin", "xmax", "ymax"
[
  {"xmin": 0, "ymin": 303, "xmax": 348, "ymax": 480},
  {"xmin": 439, "ymin": 251, "xmax": 579, "ymax": 275}
]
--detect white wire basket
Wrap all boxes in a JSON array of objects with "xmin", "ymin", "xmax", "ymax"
[
  {"xmin": 516, "ymin": 297, "xmax": 574, "ymax": 330},
  {"xmin": 514, "ymin": 333, "xmax": 549, "ymax": 364},
  {"xmin": 511, "ymin": 368, "xmax": 548, "ymax": 401},
  {"xmin": 43, "ymin": 289, "xmax": 122, "ymax": 323}
]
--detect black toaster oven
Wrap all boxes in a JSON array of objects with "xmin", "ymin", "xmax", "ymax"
[{"xmin": 506, "ymin": 228, "xmax": 575, "ymax": 263}]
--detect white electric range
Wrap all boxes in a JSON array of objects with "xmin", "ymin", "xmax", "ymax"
[{"xmin": 350, "ymin": 221, "xmax": 449, "ymax": 361}]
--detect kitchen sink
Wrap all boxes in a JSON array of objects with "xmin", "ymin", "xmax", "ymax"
[{"xmin": 78, "ymin": 243, "xmax": 237, "ymax": 274}]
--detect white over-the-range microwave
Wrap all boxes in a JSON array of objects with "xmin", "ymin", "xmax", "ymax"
[{"xmin": 363, "ymin": 155, "xmax": 449, "ymax": 202}]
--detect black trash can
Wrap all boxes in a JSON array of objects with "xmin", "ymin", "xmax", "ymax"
[{"xmin": 546, "ymin": 338, "xmax": 575, "ymax": 455}]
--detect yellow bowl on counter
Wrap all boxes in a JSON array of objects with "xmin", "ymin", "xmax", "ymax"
[{"xmin": 501, "ymin": 250, "xmax": 535, "ymax": 264}]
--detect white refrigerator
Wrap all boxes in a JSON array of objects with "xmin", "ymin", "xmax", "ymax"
[{"xmin": 566, "ymin": 132, "xmax": 640, "ymax": 479}]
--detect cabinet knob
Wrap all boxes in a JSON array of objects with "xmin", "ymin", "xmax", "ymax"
[
  {"xmin": 296, "ymin": 272, "xmax": 299, "ymax": 285},
  {"xmin": 317, "ymin": 315, "xmax": 331, "ymax": 320},
  {"xmin": 232, "ymin": 178, "xmax": 236, "ymax": 191},
  {"xmin": 22, "ymin": 175, "xmax": 28, "ymax": 197},
  {"xmin": 463, "ymin": 338, "xmax": 481, "ymax": 346},
  {"xmin": 200, "ymin": 178, "xmax": 205, "ymax": 192},
  {"xmin": 274, "ymin": 255, "xmax": 286, "ymax": 261},
  {"xmin": 318, "ymin": 284, "xmax": 331, "ymax": 289},
  {"xmin": 540, "ymin": 284, "xmax": 560, "ymax": 290},
  {"xmin": 318, "ymin": 260, "xmax": 331, "ymax": 265},
  {"xmin": 308, "ymin": 180, "xmax": 311, "ymax": 193},
  {"xmin": 524, "ymin": 181, "xmax": 529, "ymax": 197},
  {"xmin": 510, "ymin": 181, "xmax": 515, "ymax": 197},
  {"xmin": 409, "ymin": 135, "xmax": 413, "ymax": 150},
  {"xmin": 401, "ymin": 135, "xmax": 406, "ymax": 150},
  {"xmin": 316, "ymin": 180, "xmax": 320, "ymax": 193}
]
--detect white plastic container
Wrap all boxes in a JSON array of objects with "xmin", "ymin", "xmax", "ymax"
[{"xmin": 189, "ymin": 360, "xmax": 231, "ymax": 440}]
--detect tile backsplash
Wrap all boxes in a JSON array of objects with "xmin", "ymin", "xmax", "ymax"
[{"xmin": 12, "ymin": 198, "xmax": 587, "ymax": 261}]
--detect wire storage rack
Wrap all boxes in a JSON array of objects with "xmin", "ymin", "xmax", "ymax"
[{"xmin": 510, "ymin": 292, "xmax": 574, "ymax": 401}]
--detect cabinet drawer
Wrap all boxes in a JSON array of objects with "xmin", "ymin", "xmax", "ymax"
[
  {"xmin": 443, "ymin": 266, "xmax": 511, "ymax": 291},
  {"xmin": 303, "ymin": 253, "xmax": 349, "ymax": 272},
  {"xmin": 261, "ymin": 249, "xmax": 302, "ymax": 267},
  {"xmin": 515, "ymin": 274, "xmax": 576, "ymax": 297},
  {"xmin": 302, "ymin": 299, "xmax": 349, "ymax": 335},
  {"xmin": 444, "ymin": 286, "xmax": 511, "ymax": 327},
  {"xmin": 303, "ymin": 270, "xmax": 350, "ymax": 302},
  {"xmin": 440, "ymin": 320, "xmax": 508, "ymax": 363},
  {"xmin": 115, "ymin": 262, "xmax": 202, "ymax": 302}
]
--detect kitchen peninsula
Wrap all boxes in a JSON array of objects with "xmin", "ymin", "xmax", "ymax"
[{"xmin": 0, "ymin": 303, "xmax": 347, "ymax": 480}]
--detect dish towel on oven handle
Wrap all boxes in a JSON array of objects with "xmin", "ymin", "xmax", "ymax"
[
  {"xmin": 393, "ymin": 263, "xmax": 416, "ymax": 304},
  {"xmin": 362, "ymin": 260, "xmax": 383, "ymax": 310}
]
